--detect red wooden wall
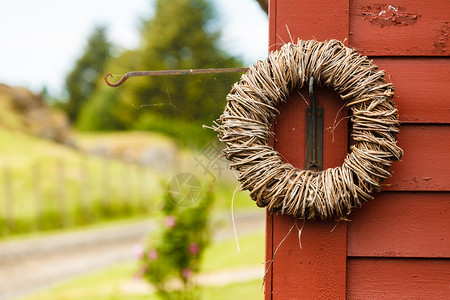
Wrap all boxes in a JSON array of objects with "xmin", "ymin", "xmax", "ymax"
[{"xmin": 265, "ymin": 0, "xmax": 450, "ymax": 299}]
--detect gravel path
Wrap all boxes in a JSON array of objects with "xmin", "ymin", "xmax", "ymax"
[{"xmin": 0, "ymin": 211, "xmax": 265, "ymax": 300}]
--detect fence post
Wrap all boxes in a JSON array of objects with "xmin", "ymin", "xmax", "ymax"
[
  {"xmin": 101, "ymin": 156, "xmax": 111, "ymax": 213},
  {"xmin": 120, "ymin": 161, "xmax": 131, "ymax": 212},
  {"xmin": 3, "ymin": 166, "xmax": 14, "ymax": 231},
  {"xmin": 32, "ymin": 163, "xmax": 42, "ymax": 230},
  {"xmin": 79, "ymin": 154, "xmax": 91, "ymax": 222},
  {"xmin": 137, "ymin": 164, "xmax": 146, "ymax": 211},
  {"xmin": 56, "ymin": 159, "xmax": 67, "ymax": 226}
]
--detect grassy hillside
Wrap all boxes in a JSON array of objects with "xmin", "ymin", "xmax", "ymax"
[
  {"xmin": 0, "ymin": 84, "xmax": 72, "ymax": 144},
  {"xmin": 0, "ymin": 128, "xmax": 163, "ymax": 236},
  {"xmin": 0, "ymin": 84, "xmax": 255, "ymax": 238}
]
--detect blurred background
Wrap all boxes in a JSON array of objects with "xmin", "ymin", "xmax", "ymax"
[{"xmin": 0, "ymin": 0, "xmax": 269, "ymax": 299}]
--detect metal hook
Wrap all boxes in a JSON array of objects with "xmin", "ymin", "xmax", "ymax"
[
  {"xmin": 309, "ymin": 77, "xmax": 318, "ymax": 170},
  {"xmin": 306, "ymin": 76, "xmax": 323, "ymax": 172},
  {"xmin": 104, "ymin": 67, "xmax": 250, "ymax": 87},
  {"xmin": 104, "ymin": 73, "xmax": 130, "ymax": 87}
]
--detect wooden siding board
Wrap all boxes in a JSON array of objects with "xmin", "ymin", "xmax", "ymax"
[
  {"xmin": 383, "ymin": 125, "xmax": 450, "ymax": 191},
  {"xmin": 271, "ymin": 217, "xmax": 347, "ymax": 299},
  {"xmin": 349, "ymin": 0, "xmax": 450, "ymax": 56},
  {"xmin": 347, "ymin": 192, "xmax": 450, "ymax": 258},
  {"xmin": 347, "ymin": 258, "xmax": 450, "ymax": 299},
  {"xmin": 275, "ymin": 0, "xmax": 349, "ymax": 45},
  {"xmin": 374, "ymin": 58, "xmax": 450, "ymax": 124}
]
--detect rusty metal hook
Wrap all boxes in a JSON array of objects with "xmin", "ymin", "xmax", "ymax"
[
  {"xmin": 104, "ymin": 73, "xmax": 131, "ymax": 87},
  {"xmin": 104, "ymin": 67, "xmax": 249, "ymax": 87}
]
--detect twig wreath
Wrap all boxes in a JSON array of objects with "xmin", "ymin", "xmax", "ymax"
[{"xmin": 213, "ymin": 40, "xmax": 403, "ymax": 220}]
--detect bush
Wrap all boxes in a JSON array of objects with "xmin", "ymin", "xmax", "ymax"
[
  {"xmin": 135, "ymin": 112, "xmax": 215, "ymax": 148},
  {"xmin": 137, "ymin": 181, "xmax": 215, "ymax": 299},
  {"xmin": 76, "ymin": 86, "xmax": 127, "ymax": 131}
]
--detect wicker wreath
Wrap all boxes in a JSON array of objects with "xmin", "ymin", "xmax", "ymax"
[{"xmin": 214, "ymin": 40, "xmax": 403, "ymax": 220}]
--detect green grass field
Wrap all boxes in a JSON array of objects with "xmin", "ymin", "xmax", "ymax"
[
  {"xmin": 20, "ymin": 231, "xmax": 265, "ymax": 300},
  {"xmin": 0, "ymin": 129, "xmax": 165, "ymax": 237},
  {"xmin": 0, "ymin": 129, "xmax": 254, "ymax": 238}
]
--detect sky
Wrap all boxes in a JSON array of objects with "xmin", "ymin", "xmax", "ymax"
[{"xmin": 0, "ymin": 0, "xmax": 268, "ymax": 96}]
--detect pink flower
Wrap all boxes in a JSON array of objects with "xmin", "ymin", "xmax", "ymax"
[
  {"xmin": 188, "ymin": 242, "xmax": 199, "ymax": 255},
  {"xmin": 148, "ymin": 249, "xmax": 158, "ymax": 260},
  {"xmin": 164, "ymin": 215, "xmax": 177, "ymax": 228},
  {"xmin": 182, "ymin": 267, "xmax": 192, "ymax": 280},
  {"xmin": 132, "ymin": 243, "xmax": 144, "ymax": 259},
  {"xmin": 133, "ymin": 267, "xmax": 148, "ymax": 280}
]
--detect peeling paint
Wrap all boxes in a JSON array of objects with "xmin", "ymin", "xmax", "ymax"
[
  {"xmin": 434, "ymin": 22, "xmax": 449, "ymax": 53},
  {"xmin": 361, "ymin": 4, "xmax": 420, "ymax": 27}
]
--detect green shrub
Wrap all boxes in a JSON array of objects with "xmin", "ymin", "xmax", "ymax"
[
  {"xmin": 76, "ymin": 87, "xmax": 127, "ymax": 131},
  {"xmin": 137, "ymin": 182, "xmax": 215, "ymax": 299},
  {"xmin": 135, "ymin": 112, "xmax": 215, "ymax": 148}
]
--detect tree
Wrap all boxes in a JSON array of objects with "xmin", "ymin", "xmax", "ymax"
[
  {"xmin": 124, "ymin": 0, "xmax": 242, "ymax": 123},
  {"xmin": 63, "ymin": 26, "xmax": 112, "ymax": 121},
  {"xmin": 78, "ymin": 0, "xmax": 243, "ymax": 148},
  {"xmin": 76, "ymin": 86, "xmax": 125, "ymax": 131}
]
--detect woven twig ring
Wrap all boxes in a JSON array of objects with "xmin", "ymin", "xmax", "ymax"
[{"xmin": 213, "ymin": 39, "xmax": 403, "ymax": 220}]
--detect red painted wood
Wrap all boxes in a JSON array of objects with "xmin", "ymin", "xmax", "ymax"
[
  {"xmin": 273, "ymin": 88, "xmax": 350, "ymax": 169},
  {"xmin": 265, "ymin": 1, "xmax": 277, "ymax": 297},
  {"xmin": 347, "ymin": 192, "xmax": 450, "ymax": 258},
  {"xmin": 267, "ymin": 1, "xmax": 450, "ymax": 299},
  {"xmin": 349, "ymin": 0, "xmax": 450, "ymax": 56},
  {"xmin": 266, "ymin": 1, "xmax": 350, "ymax": 299},
  {"xmin": 347, "ymin": 258, "xmax": 450, "ymax": 299},
  {"xmin": 268, "ymin": 0, "xmax": 277, "ymax": 49},
  {"xmin": 270, "ymin": 87, "xmax": 349, "ymax": 299},
  {"xmin": 382, "ymin": 125, "xmax": 450, "ymax": 191},
  {"xmin": 273, "ymin": 0, "xmax": 349, "ymax": 48},
  {"xmin": 265, "ymin": 211, "xmax": 274, "ymax": 298},
  {"xmin": 271, "ymin": 217, "xmax": 347, "ymax": 299},
  {"xmin": 374, "ymin": 58, "xmax": 450, "ymax": 124}
]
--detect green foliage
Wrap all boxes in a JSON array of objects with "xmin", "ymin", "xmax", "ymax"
[
  {"xmin": 76, "ymin": 86, "xmax": 126, "ymax": 131},
  {"xmin": 126, "ymin": 0, "xmax": 241, "ymax": 122},
  {"xmin": 138, "ymin": 184, "xmax": 215, "ymax": 299},
  {"xmin": 134, "ymin": 112, "xmax": 215, "ymax": 148},
  {"xmin": 63, "ymin": 26, "xmax": 112, "ymax": 121},
  {"xmin": 77, "ymin": 0, "xmax": 242, "ymax": 144}
]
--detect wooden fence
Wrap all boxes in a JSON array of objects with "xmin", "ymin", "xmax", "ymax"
[{"xmin": 0, "ymin": 156, "xmax": 158, "ymax": 235}]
